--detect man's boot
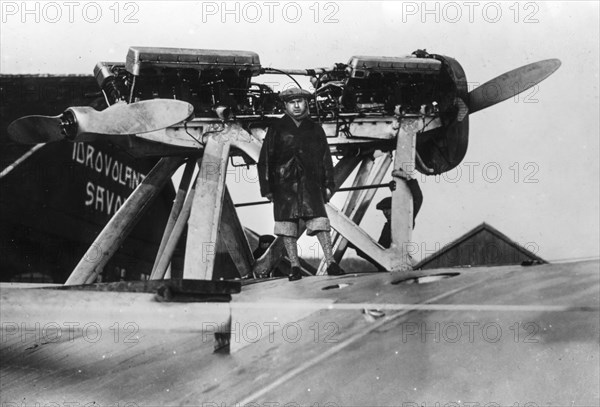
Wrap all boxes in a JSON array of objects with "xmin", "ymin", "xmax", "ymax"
[
  {"xmin": 289, "ymin": 266, "xmax": 303, "ymax": 281},
  {"xmin": 283, "ymin": 236, "xmax": 302, "ymax": 282},
  {"xmin": 326, "ymin": 262, "xmax": 346, "ymax": 276}
]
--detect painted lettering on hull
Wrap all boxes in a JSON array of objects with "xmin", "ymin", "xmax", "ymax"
[{"xmin": 72, "ymin": 142, "xmax": 146, "ymax": 216}]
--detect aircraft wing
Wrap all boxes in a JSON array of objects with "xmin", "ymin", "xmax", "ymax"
[{"xmin": 1, "ymin": 260, "xmax": 598, "ymax": 404}]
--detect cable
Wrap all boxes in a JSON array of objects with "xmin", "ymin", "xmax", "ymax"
[
  {"xmin": 263, "ymin": 67, "xmax": 302, "ymax": 89},
  {"xmin": 183, "ymin": 121, "xmax": 203, "ymax": 146}
]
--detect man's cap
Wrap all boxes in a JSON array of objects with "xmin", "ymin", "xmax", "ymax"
[
  {"xmin": 376, "ymin": 197, "xmax": 392, "ymax": 211},
  {"xmin": 279, "ymin": 88, "xmax": 312, "ymax": 102},
  {"xmin": 258, "ymin": 234, "xmax": 276, "ymax": 244}
]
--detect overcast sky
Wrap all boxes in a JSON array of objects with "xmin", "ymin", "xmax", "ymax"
[{"xmin": 1, "ymin": 1, "xmax": 598, "ymax": 263}]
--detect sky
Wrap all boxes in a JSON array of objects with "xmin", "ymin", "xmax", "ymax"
[{"xmin": 1, "ymin": 1, "xmax": 598, "ymax": 263}]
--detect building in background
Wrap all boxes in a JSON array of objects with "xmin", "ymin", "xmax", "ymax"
[{"xmin": 414, "ymin": 222, "xmax": 546, "ymax": 270}]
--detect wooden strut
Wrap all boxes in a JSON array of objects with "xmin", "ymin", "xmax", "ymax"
[
  {"xmin": 316, "ymin": 153, "xmax": 393, "ymax": 274},
  {"xmin": 324, "ymin": 205, "xmax": 390, "ymax": 268},
  {"xmin": 151, "ymin": 180, "xmax": 255, "ymax": 281},
  {"xmin": 150, "ymin": 160, "xmax": 200, "ymax": 280},
  {"xmin": 150, "ymin": 160, "xmax": 201, "ymax": 280},
  {"xmin": 183, "ymin": 134, "xmax": 230, "ymax": 280},
  {"xmin": 217, "ymin": 187, "xmax": 254, "ymax": 279},
  {"xmin": 338, "ymin": 156, "xmax": 376, "ymax": 233},
  {"xmin": 326, "ymin": 117, "xmax": 434, "ymax": 272},
  {"xmin": 334, "ymin": 153, "xmax": 393, "ymax": 263},
  {"xmin": 389, "ymin": 117, "xmax": 420, "ymax": 271},
  {"xmin": 183, "ymin": 125, "xmax": 256, "ymax": 280},
  {"xmin": 150, "ymin": 159, "xmax": 196, "ymax": 278},
  {"xmin": 316, "ymin": 156, "xmax": 375, "ymax": 275},
  {"xmin": 65, "ymin": 156, "xmax": 185, "ymax": 285}
]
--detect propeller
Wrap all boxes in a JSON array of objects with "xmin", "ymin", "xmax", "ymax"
[
  {"xmin": 8, "ymin": 99, "xmax": 194, "ymax": 145},
  {"xmin": 468, "ymin": 58, "xmax": 561, "ymax": 114}
]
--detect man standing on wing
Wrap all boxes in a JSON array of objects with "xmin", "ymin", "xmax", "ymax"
[{"xmin": 258, "ymin": 88, "xmax": 345, "ymax": 281}]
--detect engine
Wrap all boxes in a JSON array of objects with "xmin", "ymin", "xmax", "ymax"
[
  {"xmin": 94, "ymin": 46, "xmax": 279, "ymax": 117},
  {"xmin": 314, "ymin": 50, "xmax": 459, "ymax": 119},
  {"xmin": 93, "ymin": 47, "xmax": 463, "ymax": 125}
]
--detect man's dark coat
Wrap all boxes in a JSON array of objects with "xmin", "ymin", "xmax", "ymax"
[{"xmin": 258, "ymin": 114, "xmax": 335, "ymax": 221}]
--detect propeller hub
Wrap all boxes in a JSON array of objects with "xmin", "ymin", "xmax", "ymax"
[{"xmin": 60, "ymin": 110, "xmax": 78, "ymax": 141}]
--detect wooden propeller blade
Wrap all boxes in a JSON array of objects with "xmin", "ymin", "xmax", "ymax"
[
  {"xmin": 8, "ymin": 115, "xmax": 65, "ymax": 144},
  {"xmin": 70, "ymin": 99, "xmax": 194, "ymax": 137},
  {"xmin": 8, "ymin": 99, "xmax": 194, "ymax": 145},
  {"xmin": 468, "ymin": 59, "xmax": 561, "ymax": 114}
]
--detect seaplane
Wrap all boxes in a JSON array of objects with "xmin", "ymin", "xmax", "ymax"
[{"xmin": 2, "ymin": 46, "xmax": 598, "ymax": 405}]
